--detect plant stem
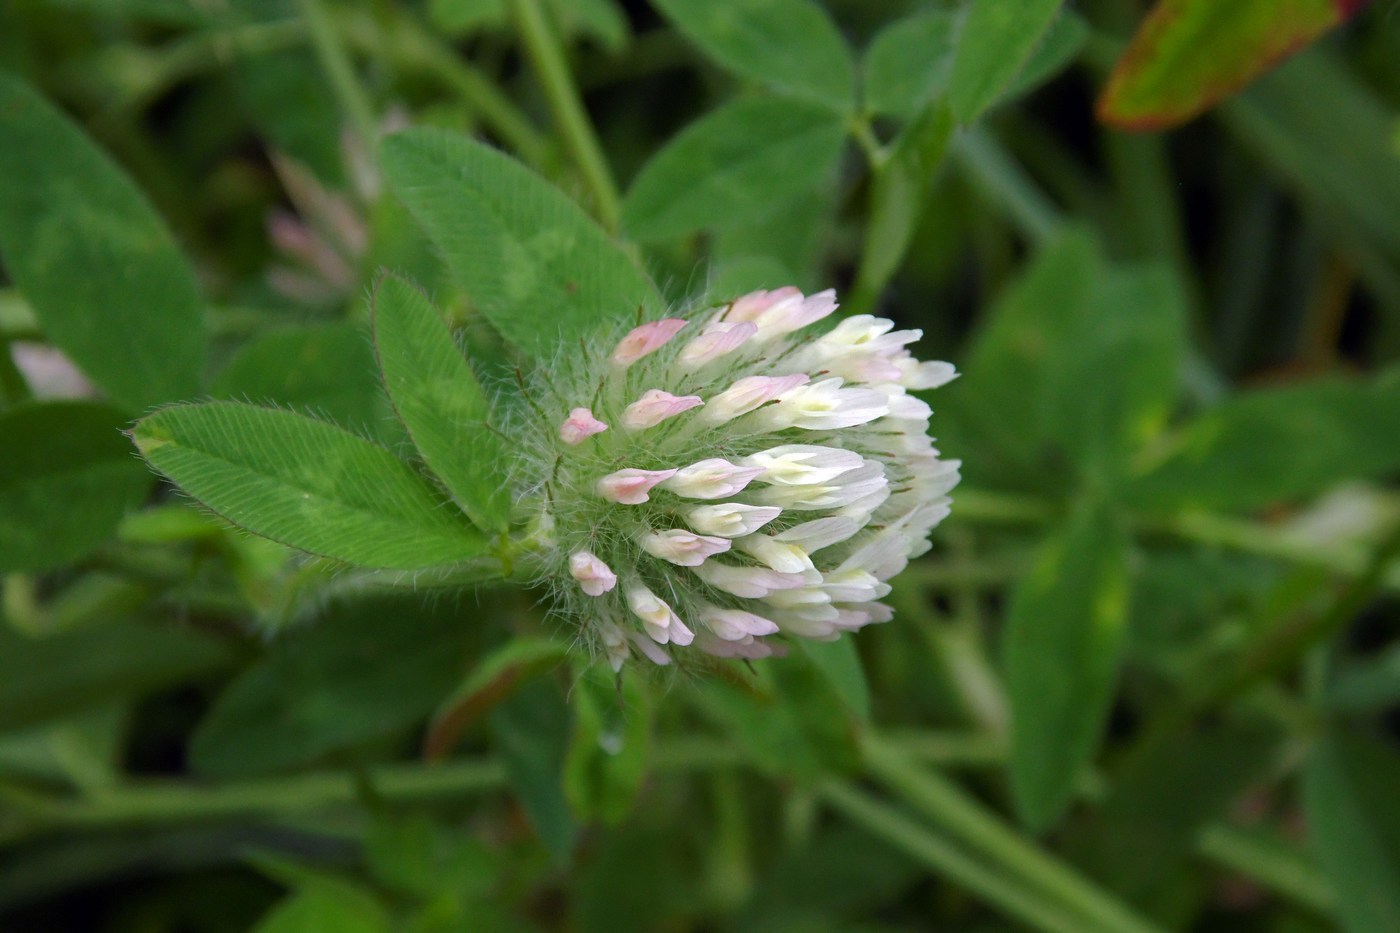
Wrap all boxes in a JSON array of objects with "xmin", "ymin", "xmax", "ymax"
[
  {"xmin": 954, "ymin": 488, "xmax": 1400, "ymax": 591},
  {"xmin": 3, "ymin": 732, "xmax": 1001, "ymax": 836},
  {"xmin": 1191, "ymin": 520, "xmax": 1400, "ymax": 712},
  {"xmin": 820, "ymin": 781, "xmax": 1093, "ymax": 933},
  {"xmin": 861, "ymin": 736, "xmax": 1165, "ymax": 933},
  {"xmin": 952, "ymin": 488, "xmax": 1060, "ymax": 526},
  {"xmin": 354, "ymin": 14, "xmax": 552, "ymax": 169},
  {"xmin": 879, "ymin": 728, "xmax": 1005, "ymax": 765},
  {"xmin": 509, "ymin": 0, "xmax": 621, "ymax": 230},
  {"xmin": 9, "ymin": 759, "xmax": 507, "ymax": 830},
  {"xmin": 849, "ymin": 116, "xmax": 886, "ymax": 168},
  {"xmin": 1196, "ymin": 824, "xmax": 1333, "ymax": 914},
  {"xmin": 97, "ymin": 20, "xmax": 308, "ymax": 130},
  {"xmin": 296, "ymin": 0, "xmax": 379, "ymax": 151}
]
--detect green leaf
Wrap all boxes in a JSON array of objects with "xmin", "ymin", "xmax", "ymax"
[
  {"xmin": 381, "ymin": 128, "xmax": 660, "ymax": 357},
  {"xmin": 564, "ymin": 662, "xmax": 652, "ymax": 824},
  {"xmin": 491, "ymin": 678, "xmax": 578, "ymax": 863},
  {"xmin": 365, "ymin": 814, "xmax": 501, "ymax": 908},
  {"xmin": 621, "ymin": 96, "xmax": 846, "ymax": 243},
  {"xmin": 938, "ymin": 231, "xmax": 1098, "ymax": 492},
  {"xmin": 1044, "ymin": 263, "xmax": 1187, "ymax": 481},
  {"xmin": 253, "ymin": 883, "xmax": 392, "ymax": 933},
  {"xmin": 1005, "ymin": 10, "xmax": 1088, "ymax": 101},
  {"xmin": 711, "ymin": 187, "xmax": 836, "ymax": 292},
  {"xmin": 424, "ymin": 636, "xmax": 569, "ymax": 762},
  {"xmin": 552, "ymin": 0, "xmax": 630, "ymax": 53},
  {"xmin": 696, "ymin": 655, "xmax": 858, "ymax": 783},
  {"xmin": 0, "ymin": 401, "xmax": 153, "ymax": 572},
  {"xmin": 429, "ymin": 0, "xmax": 506, "ymax": 35},
  {"xmin": 1304, "ymin": 725, "xmax": 1400, "ymax": 933},
  {"xmin": 1098, "ymin": 0, "xmax": 1357, "ymax": 130},
  {"xmin": 132, "ymin": 401, "xmax": 491, "ymax": 570},
  {"xmin": 939, "ymin": 230, "xmax": 1186, "ymax": 491},
  {"xmin": 1327, "ymin": 643, "xmax": 1400, "ymax": 714},
  {"xmin": 708, "ymin": 255, "xmax": 798, "ymax": 297},
  {"xmin": 793, "ymin": 637, "xmax": 871, "ymax": 723},
  {"xmin": 569, "ymin": 822, "xmax": 688, "ymax": 933},
  {"xmin": 862, "ymin": 10, "xmax": 957, "ymax": 120},
  {"xmin": 372, "ymin": 273, "xmax": 510, "ymax": 532},
  {"xmin": 1068, "ymin": 719, "xmax": 1281, "ymax": 909},
  {"xmin": 1004, "ymin": 501, "xmax": 1131, "ymax": 831},
  {"xmin": 30, "ymin": 0, "xmax": 208, "ymax": 25},
  {"xmin": 650, "ymin": 0, "xmax": 855, "ymax": 112},
  {"xmin": 189, "ymin": 595, "xmax": 477, "ymax": 776},
  {"xmin": 0, "ymin": 705, "xmax": 126, "ymax": 790},
  {"xmin": 0, "ymin": 621, "xmax": 232, "ymax": 734},
  {"xmin": 210, "ymin": 322, "xmax": 388, "ymax": 436},
  {"xmin": 1220, "ymin": 51, "xmax": 1400, "ymax": 304},
  {"xmin": 0, "ymin": 74, "xmax": 206, "ymax": 412},
  {"xmin": 947, "ymin": 0, "xmax": 1064, "ymax": 124},
  {"xmin": 1127, "ymin": 369, "xmax": 1400, "ymax": 513},
  {"xmin": 232, "ymin": 49, "xmax": 345, "ymax": 186}
]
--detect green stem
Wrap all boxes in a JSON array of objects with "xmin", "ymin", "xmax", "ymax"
[
  {"xmin": 1196, "ymin": 824, "xmax": 1333, "ymax": 914},
  {"xmin": 954, "ymin": 488, "xmax": 1400, "ymax": 591},
  {"xmin": 953, "ymin": 126, "xmax": 1061, "ymax": 243},
  {"xmin": 862, "ymin": 737, "xmax": 1165, "ymax": 933},
  {"xmin": 1194, "ymin": 520, "xmax": 1400, "ymax": 711},
  {"xmin": 96, "ymin": 20, "xmax": 308, "ymax": 129},
  {"xmin": 953, "ymin": 488, "xmax": 1060, "ymax": 526},
  {"xmin": 879, "ymin": 728, "xmax": 1005, "ymax": 765},
  {"xmin": 4, "ymin": 732, "xmax": 1002, "ymax": 836},
  {"xmin": 850, "ymin": 116, "xmax": 886, "ymax": 168},
  {"xmin": 509, "ymin": 0, "xmax": 621, "ymax": 230},
  {"xmin": 350, "ymin": 14, "xmax": 552, "ymax": 169},
  {"xmin": 296, "ymin": 0, "xmax": 379, "ymax": 150},
  {"xmin": 1147, "ymin": 510, "xmax": 1387, "ymax": 586},
  {"xmin": 820, "ymin": 781, "xmax": 1092, "ymax": 933},
  {"xmin": 9, "ymin": 759, "xmax": 506, "ymax": 831},
  {"xmin": 850, "ymin": 104, "xmax": 955, "ymax": 313}
]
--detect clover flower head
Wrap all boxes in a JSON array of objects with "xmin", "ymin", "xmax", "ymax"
[{"xmin": 519, "ymin": 286, "xmax": 960, "ymax": 670}]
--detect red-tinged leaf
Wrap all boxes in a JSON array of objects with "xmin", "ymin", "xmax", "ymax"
[
  {"xmin": 422, "ymin": 638, "xmax": 568, "ymax": 762},
  {"xmin": 1098, "ymin": 0, "xmax": 1370, "ymax": 131}
]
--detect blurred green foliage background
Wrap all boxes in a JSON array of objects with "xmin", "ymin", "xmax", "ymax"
[{"xmin": 2, "ymin": 0, "xmax": 1400, "ymax": 930}]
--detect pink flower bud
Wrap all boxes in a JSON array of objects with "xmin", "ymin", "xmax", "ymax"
[
  {"xmin": 610, "ymin": 318, "xmax": 687, "ymax": 366},
  {"xmin": 724, "ymin": 287, "xmax": 803, "ymax": 323},
  {"xmin": 568, "ymin": 550, "xmax": 616, "ymax": 596},
  {"xmin": 558, "ymin": 407, "xmax": 608, "ymax": 444},
  {"xmin": 622, "ymin": 389, "xmax": 704, "ymax": 430},
  {"xmin": 701, "ymin": 373, "xmax": 810, "ymax": 424},
  {"xmin": 596, "ymin": 467, "xmax": 679, "ymax": 504},
  {"xmin": 677, "ymin": 321, "xmax": 757, "ymax": 367}
]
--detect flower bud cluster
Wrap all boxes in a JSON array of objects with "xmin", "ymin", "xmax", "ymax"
[{"xmin": 519, "ymin": 287, "xmax": 959, "ymax": 670}]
